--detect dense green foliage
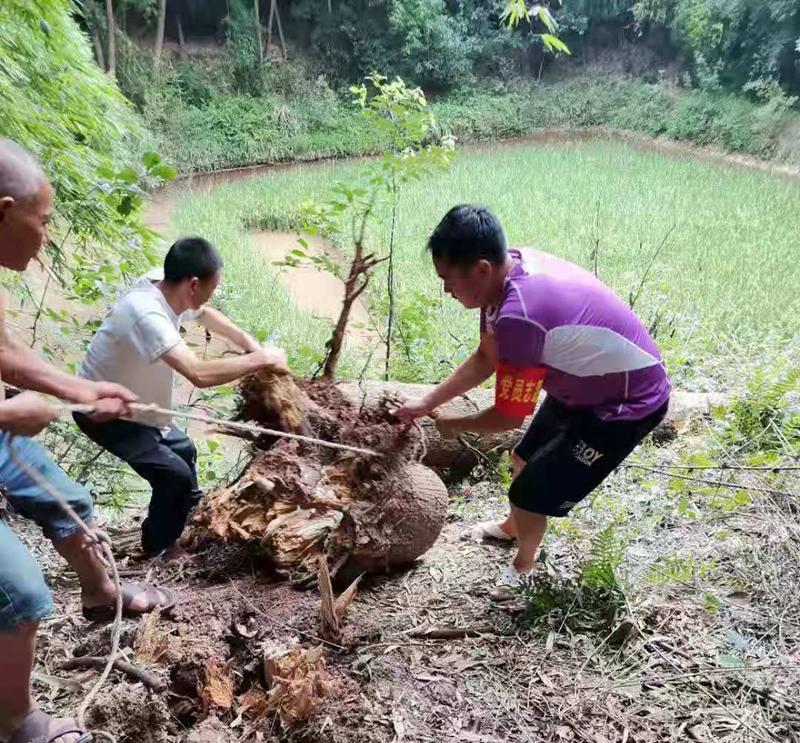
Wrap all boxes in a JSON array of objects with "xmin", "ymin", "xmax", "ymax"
[
  {"xmin": 121, "ymin": 46, "xmax": 798, "ymax": 173},
  {"xmin": 92, "ymin": 0, "xmax": 799, "ymax": 95},
  {"xmin": 79, "ymin": 0, "xmax": 795, "ymax": 174},
  {"xmin": 122, "ymin": 45, "xmax": 391, "ymax": 172},
  {"xmin": 438, "ymin": 77, "xmax": 796, "ymax": 159},
  {"xmin": 718, "ymin": 368, "xmax": 800, "ymax": 456},
  {"xmin": 632, "ymin": 0, "xmax": 800, "ymax": 96},
  {"xmin": 0, "ymin": 0, "xmax": 168, "ymax": 306}
]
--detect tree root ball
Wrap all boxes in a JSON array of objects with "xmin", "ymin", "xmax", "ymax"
[
  {"xmin": 344, "ymin": 460, "xmax": 448, "ymax": 573},
  {"xmin": 188, "ymin": 377, "xmax": 448, "ymax": 579}
]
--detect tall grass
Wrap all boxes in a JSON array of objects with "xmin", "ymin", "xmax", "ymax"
[{"xmin": 170, "ymin": 138, "xmax": 800, "ymax": 389}]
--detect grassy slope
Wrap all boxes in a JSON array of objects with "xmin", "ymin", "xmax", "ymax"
[{"xmin": 142, "ymin": 71, "xmax": 799, "ymax": 174}]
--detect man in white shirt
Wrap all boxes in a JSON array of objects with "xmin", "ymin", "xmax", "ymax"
[{"xmin": 76, "ymin": 236, "xmax": 286, "ymax": 559}]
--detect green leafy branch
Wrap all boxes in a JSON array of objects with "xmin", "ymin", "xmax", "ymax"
[{"xmin": 501, "ymin": 0, "xmax": 571, "ymax": 55}]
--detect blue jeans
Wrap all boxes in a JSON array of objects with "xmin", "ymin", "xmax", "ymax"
[
  {"xmin": 74, "ymin": 416, "xmax": 202, "ymax": 555},
  {"xmin": 0, "ymin": 432, "xmax": 94, "ymax": 632}
]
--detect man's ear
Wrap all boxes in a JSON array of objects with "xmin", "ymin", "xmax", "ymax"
[
  {"xmin": 0, "ymin": 196, "xmax": 15, "ymax": 223},
  {"xmin": 476, "ymin": 258, "xmax": 493, "ymax": 277}
]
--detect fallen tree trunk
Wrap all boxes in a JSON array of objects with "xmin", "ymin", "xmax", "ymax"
[{"xmin": 337, "ymin": 381, "xmax": 729, "ymax": 480}]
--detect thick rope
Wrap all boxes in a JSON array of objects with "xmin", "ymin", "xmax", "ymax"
[
  {"xmin": 56, "ymin": 401, "xmax": 380, "ymax": 458},
  {"xmin": 8, "ymin": 441, "xmax": 121, "ymax": 743}
]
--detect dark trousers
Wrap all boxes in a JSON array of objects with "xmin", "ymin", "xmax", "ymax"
[{"xmin": 74, "ymin": 414, "xmax": 202, "ymax": 555}]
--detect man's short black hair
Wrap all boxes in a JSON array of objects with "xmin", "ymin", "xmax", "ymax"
[
  {"xmin": 427, "ymin": 205, "xmax": 507, "ymax": 266},
  {"xmin": 163, "ymin": 236, "xmax": 223, "ymax": 282}
]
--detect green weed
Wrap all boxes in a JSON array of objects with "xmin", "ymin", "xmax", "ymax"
[
  {"xmin": 518, "ymin": 521, "xmax": 627, "ymax": 631},
  {"xmin": 717, "ymin": 368, "xmax": 800, "ymax": 455}
]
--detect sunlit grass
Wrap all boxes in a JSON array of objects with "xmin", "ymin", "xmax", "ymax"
[{"xmin": 171, "ymin": 138, "xmax": 800, "ymax": 388}]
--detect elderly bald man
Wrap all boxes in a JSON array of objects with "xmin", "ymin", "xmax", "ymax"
[{"xmin": 0, "ymin": 140, "xmax": 172, "ymax": 743}]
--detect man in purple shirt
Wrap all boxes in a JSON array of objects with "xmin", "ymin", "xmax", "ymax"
[{"xmin": 394, "ymin": 205, "xmax": 670, "ymax": 587}]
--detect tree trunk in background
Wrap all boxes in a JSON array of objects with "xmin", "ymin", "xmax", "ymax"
[
  {"xmin": 266, "ymin": 0, "xmax": 286, "ymax": 58},
  {"xmin": 153, "ymin": 0, "xmax": 167, "ymax": 65},
  {"xmin": 176, "ymin": 11, "xmax": 185, "ymax": 59},
  {"xmin": 273, "ymin": 0, "xmax": 286, "ymax": 58},
  {"xmin": 266, "ymin": 0, "xmax": 274, "ymax": 54},
  {"xmin": 91, "ymin": 24, "xmax": 105, "ymax": 70},
  {"xmin": 104, "ymin": 0, "xmax": 116, "ymax": 75},
  {"xmin": 254, "ymin": 0, "xmax": 264, "ymax": 64},
  {"xmin": 336, "ymin": 381, "xmax": 731, "ymax": 481}
]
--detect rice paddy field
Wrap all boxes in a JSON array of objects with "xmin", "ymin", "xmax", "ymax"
[{"xmin": 167, "ymin": 137, "xmax": 800, "ymax": 391}]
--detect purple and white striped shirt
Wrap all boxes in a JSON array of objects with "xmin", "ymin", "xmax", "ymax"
[{"xmin": 481, "ymin": 249, "xmax": 671, "ymax": 421}]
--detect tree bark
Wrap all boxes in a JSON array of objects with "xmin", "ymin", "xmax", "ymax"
[
  {"xmin": 91, "ymin": 23, "xmax": 106, "ymax": 70},
  {"xmin": 254, "ymin": 0, "xmax": 264, "ymax": 64},
  {"xmin": 153, "ymin": 0, "xmax": 167, "ymax": 66},
  {"xmin": 189, "ymin": 445, "xmax": 447, "ymax": 580},
  {"xmin": 273, "ymin": 0, "xmax": 286, "ymax": 58},
  {"xmin": 176, "ymin": 11, "xmax": 185, "ymax": 59},
  {"xmin": 321, "ymin": 243, "xmax": 386, "ymax": 381},
  {"xmin": 322, "ymin": 242, "xmax": 378, "ymax": 380},
  {"xmin": 105, "ymin": 0, "xmax": 116, "ymax": 75},
  {"xmin": 266, "ymin": 0, "xmax": 274, "ymax": 54},
  {"xmin": 384, "ymin": 180, "xmax": 397, "ymax": 382}
]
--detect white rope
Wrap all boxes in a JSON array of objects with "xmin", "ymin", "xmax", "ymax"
[
  {"xmin": 0, "ymin": 389, "xmax": 375, "ymax": 741},
  {"xmin": 57, "ymin": 401, "xmax": 381, "ymax": 458},
  {"xmin": 8, "ymin": 441, "xmax": 121, "ymax": 742}
]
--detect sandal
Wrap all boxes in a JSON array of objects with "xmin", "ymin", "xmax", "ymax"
[
  {"xmin": 82, "ymin": 582, "xmax": 176, "ymax": 622},
  {"xmin": 7, "ymin": 710, "xmax": 90, "ymax": 743},
  {"xmin": 461, "ymin": 521, "xmax": 515, "ymax": 542}
]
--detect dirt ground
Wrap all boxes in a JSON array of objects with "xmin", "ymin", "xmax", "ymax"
[{"xmin": 20, "ymin": 410, "xmax": 800, "ymax": 743}]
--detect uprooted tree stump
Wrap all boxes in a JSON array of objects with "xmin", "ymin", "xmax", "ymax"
[
  {"xmin": 188, "ymin": 371, "xmax": 448, "ymax": 584},
  {"xmin": 337, "ymin": 380, "xmax": 731, "ymax": 480}
]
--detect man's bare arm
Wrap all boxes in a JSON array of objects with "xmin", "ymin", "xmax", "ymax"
[
  {"xmin": 194, "ymin": 306, "xmax": 260, "ymax": 353},
  {"xmin": 0, "ymin": 332, "xmax": 101, "ymax": 402},
  {"xmin": 161, "ymin": 342, "xmax": 285, "ymax": 388},
  {"xmin": 434, "ymin": 406, "xmax": 524, "ymax": 440},
  {"xmin": 392, "ymin": 332, "xmax": 498, "ymax": 421}
]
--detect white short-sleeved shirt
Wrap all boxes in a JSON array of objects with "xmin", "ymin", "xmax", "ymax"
[{"xmin": 80, "ymin": 270, "xmax": 197, "ymax": 428}]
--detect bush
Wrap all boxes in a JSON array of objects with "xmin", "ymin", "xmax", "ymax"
[
  {"xmin": 291, "ymin": 0, "xmax": 399, "ymax": 83},
  {"xmin": 124, "ymin": 35, "xmax": 796, "ymax": 174},
  {"xmin": 170, "ymin": 62, "xmax": 216, "ymax": 107},
  {"xmin": 0, "ymin": 0, "xmax": 159, "ymax": 296},
  {"xmin": 389, "ymin": 0, "xmax": 473, "ymax": 89},
  {"xmin": 432, "ymin": 77, "xmax": 795, "ymax": 161},
  {"xmin": 718, "ymin": 368, "xmax": 800, "ymax": 456}
]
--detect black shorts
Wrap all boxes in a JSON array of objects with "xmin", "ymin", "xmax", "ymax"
[{"xmin": 508, "ymin": 396, "xmax": 668, "ymax": 517}]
